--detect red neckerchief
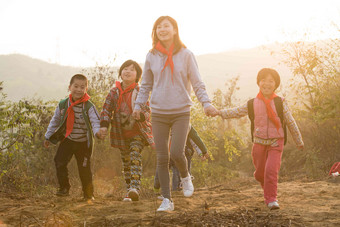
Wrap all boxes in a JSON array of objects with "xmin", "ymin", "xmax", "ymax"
[
  {"xmin": 65, "ymin": 93, "xmax": 90, "ymax": 138},
  {"xmin": 155, "ymin": 41, "xmax": 175, "ymax": 83},
  {"xmin": 256, "ymin": 91, "xmax": 280, "ymax": 131},
  {"xmin": 115, "ymin": 81, "xmax": 137, "ymax": 112}
]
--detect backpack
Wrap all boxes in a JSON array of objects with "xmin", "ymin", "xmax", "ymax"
[{"xmin": 247, "ymin": 97, "xmax": 287, "ymax": 145}]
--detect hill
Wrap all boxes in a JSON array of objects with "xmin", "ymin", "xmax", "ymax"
[
  {"xmin": 0, "ymin": 45, "xmax": 292, "ymax": 102},
  {"xmin": 0, "ymin": 54, "xmax": 81, "ymax": 101},
  {"xmin": 196, "ymin": 45, "xmax": 292, "ymax": 101}
]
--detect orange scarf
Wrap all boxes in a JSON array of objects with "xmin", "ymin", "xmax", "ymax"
[
  {"xmin": 155, "ymin": 41, "xmax": 175, "ymax": 83},
  {"xmin": 256, "ymin": 91, "xmax": 280, "ymax": 131},
  {"xmin": 115, "ymin": 81, "xmax": 137, "ymax": 112},
  {"xmin": 65, "ymin": 93, "xmax": 90, "ymax": 139}
]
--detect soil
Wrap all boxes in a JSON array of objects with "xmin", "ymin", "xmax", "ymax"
[{"xmin": 0, "ymin": 177, "xmax": 339, "ymax": 227}]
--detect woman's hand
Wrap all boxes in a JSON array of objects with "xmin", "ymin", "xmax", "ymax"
[
  {"xmin": 204, "ymin": 105, "xmax": 219, "ymax": 117},
  {"xmin": 132, "ymin": 109, "xmax": 141, "ymax": 120}
]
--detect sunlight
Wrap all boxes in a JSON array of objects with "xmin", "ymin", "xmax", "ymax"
[{"xmin": 0, "ymin": 0, "xmax": 339, "ymax": 66}]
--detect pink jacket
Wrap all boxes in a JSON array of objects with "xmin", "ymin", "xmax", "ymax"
[{"xmin": 253, "ymin": 98, "xmax": 284, "ymax": 140}]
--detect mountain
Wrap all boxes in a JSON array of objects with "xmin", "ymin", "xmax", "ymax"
[
  {"xmin": 196, "ymin": 45, "xmax": 292, "ymax": 101},
  {"xmin": 0, "ymin": 54, "xmax": 81, "ymax": 101},
  {"xmin": 0, "ymin": 45, "xmax": 292, "ymax": 102}
]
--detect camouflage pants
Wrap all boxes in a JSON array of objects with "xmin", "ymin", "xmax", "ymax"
[{"xmin": 120, "ymin": 135, "xmax": 144, "ymax": 191}]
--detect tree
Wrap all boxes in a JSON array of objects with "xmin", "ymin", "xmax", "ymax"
[{"xmin": 276, "ymin": 34, "xmax": 340, "ymax": 178}]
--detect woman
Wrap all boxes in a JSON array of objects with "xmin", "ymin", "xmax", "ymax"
[{"xmin": 132, "ymin": 16, "xmax": 218, "ymax": 211}]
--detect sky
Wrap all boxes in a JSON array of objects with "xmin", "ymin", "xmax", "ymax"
[{"xmin": 0, "ymin": 0, "xmax": 339, "ymax": 67}]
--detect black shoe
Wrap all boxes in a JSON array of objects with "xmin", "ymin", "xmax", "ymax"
[{"xmin": 56, "ymin": 188, "xmax": 69, "ymax": 197}]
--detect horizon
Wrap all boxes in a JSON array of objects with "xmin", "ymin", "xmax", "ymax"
[
  {"xmin": 0, "ymin": 41, "xmax": 288, "ymax": 68},
  {"xmin": 0, "ymin": 43, "xmax": 297, "ymax": 103},
  {"xmin": 0, "ymin": 38, "xmax": 333, "ymax": 68},
  {"xmin": 0, "ymin": 0, "xmax": 339, "ymax": 67}
]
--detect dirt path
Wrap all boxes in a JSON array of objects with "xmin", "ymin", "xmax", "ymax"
[{"xmin": 0, "ymin": 177, "xmax": 339, "ymax": 226}]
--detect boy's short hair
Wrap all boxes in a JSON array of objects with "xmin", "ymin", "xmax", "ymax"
[
  {"xmin": 118, "ymin": 60, "xmax": 142, "ymax": 83},
  {"xmin": 70, "ymin": 74, "xmax": 88, "ymax": 86},
  {"xmin": 257, "ymin": 68, "xmax": 281, "ymax": 90}
]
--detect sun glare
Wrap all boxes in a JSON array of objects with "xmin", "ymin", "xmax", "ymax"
[{"xmin": 0, "ymin": 0, "xmax": 339, "ymax": 66}]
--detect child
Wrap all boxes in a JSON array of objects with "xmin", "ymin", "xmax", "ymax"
[
  {"xmin": 44, "ymin": 74, "xmax": 102, "ymax": 202},
  {"xmin": 154, "ymin": 125, "xmax": 209, "ymax": 193},
  {"xmin": 218, "ymin": 68, "xmax": 304, "ymax": 210},
  {"xmin": 132, "ymin": 16, "xmax": 218, "ymax": 212},
  {"xmin": 171, "ymin": 125, "xmax": 209, "ymax": 190},
  {"xmin": 99, "ymin": 60, "xmax": 154, "ymax": 202}
]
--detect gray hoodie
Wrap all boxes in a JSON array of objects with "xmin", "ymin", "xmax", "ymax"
[{"xmin": 134, "ymin": 48, "xmax": 211, "ymax": 114}]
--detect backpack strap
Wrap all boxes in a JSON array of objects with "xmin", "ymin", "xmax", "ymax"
[
  {"xmin": 248, "ymin": 97, "xmax": 287, "ymax": 145},
  {"xmin": 58, "ymin": 98, "xmax": 69, "ymax": 122},
  {"xmin": 273, "ymin": 97, "xmax": 287, "ymax": 145},
  {"xmin": 58, "ymin": 98, "xmax": 68, "ymax": 110},
  {"xmin": 84, "ymin": 100, "xmax": 94, "ymax": 112},
  {"xmin": 247, "ymin": 98, "xmax": 255, "ymax": 142}
]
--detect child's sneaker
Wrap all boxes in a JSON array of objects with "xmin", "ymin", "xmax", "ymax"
[
  {"xmin": 181, "ymin": 174, "xmax": 194, "ymax": 197},
  {"xmin": 123, "ymin": 196, "xmax": 132, "ymax": 202},
  {"xmin": 157, "ymin": 198, "xmax": 174, "ymax": 212},
  {"xmin": 127, "ymin": 188, "xmax": 139, "ymax": 201},
  {"xmin": 267, "ymin": 201, "xmax": 280, "ymax": 210},
  {"xmin": 83, "ymin": 196, "xmax": 95, "ymax": 204},
  {"xmin": 56, "ymin": 188, "xmax": 69, "ymax": 197}
]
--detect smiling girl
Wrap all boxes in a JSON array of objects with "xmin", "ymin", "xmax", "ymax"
[
  {"xmin": 99, "ymin": 60, "xmax": 154, "ymax": 202},
  {"xmin": 217, "ymin": 68, "xmax": 304, "ymax": 210}
]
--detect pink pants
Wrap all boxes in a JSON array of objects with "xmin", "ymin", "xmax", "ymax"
[{"xmin": 251, "ymin": 139, "xmax": 284, "ymax": 204}]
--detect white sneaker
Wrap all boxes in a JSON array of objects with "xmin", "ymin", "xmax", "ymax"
[
  {"xmin": 157, "ymin": 198, "xmax": 174, "ymax": 212},
  {"xmin": 181, "ymin": 174, "xmax": 194, "ymax": 197},
  {"xmin": 157, "ymin": 195, "xmax": 164, "ymax": 200},
  {"xmin": 127, "ymin": 188, "xmax": 139, "ymax": 201},
  {"xmin": 267, "ymin": 201, "xmax": 280, "ymax": 210},
  {"xmin": 123, "ymin": 197, "xmax": 132, "ymax": 202}
]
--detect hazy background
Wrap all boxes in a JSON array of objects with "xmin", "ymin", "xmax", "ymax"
[{"xmin": 0, "ymin": 0, "xmax": 339, "ymax": 101}]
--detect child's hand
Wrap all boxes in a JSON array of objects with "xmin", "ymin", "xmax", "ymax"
[
  {"xmin": 200, "ymin": 153, "xmax": 209, "ymax": 161},
  {"xmin": 98, "ymin": 127, "xmax": 108, "ymax": 139},
  {"xmin": 43, "ymin": 140, "xmax": 50, "ymax": 148},
  {"xmin": 95, "ymin": 132, "xmax": 101, "ymax": 139}
]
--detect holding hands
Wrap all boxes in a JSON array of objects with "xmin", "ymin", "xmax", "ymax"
[
  {"xmin": 96, "ymin": 127, "xmax": 108, "ymax": 140},
  {"xmin": 200, "ymin": 153, "xmax": 210, "ymax": 161},
  {"xmin": 132, "ymin": 109, "xmax": 141, "ymax": 120},
  {"xmin": 204, "ymin": 105, "xmax": 219, "ymax": 117}
]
